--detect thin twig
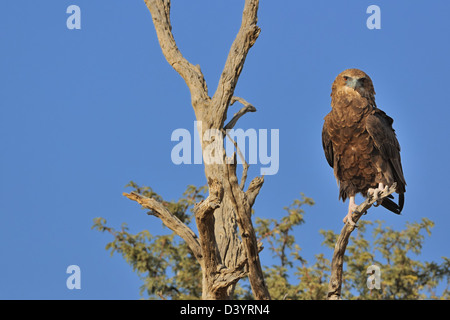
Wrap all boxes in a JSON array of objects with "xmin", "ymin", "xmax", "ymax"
[
  {"xmin": 223, "ymin": 96, "xmax": 257, "ymax": 189},
  {"xmin": 224, "ymin": 96, "xmax": 257, "ymax": 130},
  {"xmin": 223, "ymin": 129, "xmax": 250, "ymax": 190}
]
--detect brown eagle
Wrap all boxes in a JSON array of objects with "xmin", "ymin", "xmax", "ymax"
[{"xmin": 322, "ymin": 68, "xmax": 406, "ymax": 225}]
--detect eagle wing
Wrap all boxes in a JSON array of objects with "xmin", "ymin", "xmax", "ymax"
[
  {"xmin": 365, "ymin": 108, "xmax": 406, "ymax": 211},
  {"xmin": 322, "ymin": 120, "xmax": 334, "ymax": 168}
]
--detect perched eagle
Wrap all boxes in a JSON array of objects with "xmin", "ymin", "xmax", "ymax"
[{"xmin": 322, "ymin": 68, "xmax": 406, "ymax": 225}]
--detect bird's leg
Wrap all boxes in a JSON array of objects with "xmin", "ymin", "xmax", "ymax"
[
  {"xmin": 344, "ymin": 196, "xmax": 358, "ymax": 226},
  {"xmin": 369, "ymin": 183, "xmax": 388, "ymax": 206}
]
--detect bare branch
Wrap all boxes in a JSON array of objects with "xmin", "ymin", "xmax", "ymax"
[
  {"xmin": 123, "ymin": 191, "xmax": 203, "ymax": 262},
  {"xmin": 211, "ymin": 0, "xmax": 261, "ymax": 128},
  {"xmin": 223, "ymin": 129, "xmax": 250, "ymax": 190},
  {"xmin": 327, "ymin": 183, "xmax": 398, "ymax": 300},
  {"xmin": 245, "ymin": 176, "xmax": 264, "ymax": 208},
  {"xmin": 224, "ymin": 96, "xmax": 257, "ymax": 130},
  {"xmin": 144, "ymin": 0, "xmax": 209, "ymax": 109},
  {"xmin": 224, "ymin": 153, "xmax": 270, "ymax": 300},
  {"xmin": 222, "ymin": 96, "xmax": 257, "ymax": 189}
]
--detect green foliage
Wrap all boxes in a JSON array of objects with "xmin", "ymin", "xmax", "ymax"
[
  {"xmin": 255, "ymin": 194, "xmax": 316, "ymax": 299},
  {"xmin": 93, "ymin": 183, "xmax": 449, "ymax": 300}
]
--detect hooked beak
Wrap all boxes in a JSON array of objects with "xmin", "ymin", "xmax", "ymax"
[{"xmin": 346, "ymin": 77, "xmax": 366, "ymax": 89}]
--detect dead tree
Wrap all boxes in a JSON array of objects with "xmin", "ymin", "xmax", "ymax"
[
  {"xmin": 123, "ymin": 0, "xmax": 270, "ymax": 300},
  {"xmin": 327, "ymin": 183, "xmax": 397, "ymax": 300}
]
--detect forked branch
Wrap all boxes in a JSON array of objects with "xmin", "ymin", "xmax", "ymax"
[{"xmin": 140, "ymin": 0, "xmax": 266, "ymax": 300}]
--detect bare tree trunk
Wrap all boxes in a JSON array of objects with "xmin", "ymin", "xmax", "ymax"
[
  {"xmin": 124, "ymin": 0, "xmax": 270, "ymax": 300},
  {"xmin": 327, "ymin": 183, "xmax": 397, "ymax": 300}
]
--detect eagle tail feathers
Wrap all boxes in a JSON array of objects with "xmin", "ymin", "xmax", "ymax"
[{"xmin": 380, "ymin": 194, "xmax": 404, "ymax": 215}]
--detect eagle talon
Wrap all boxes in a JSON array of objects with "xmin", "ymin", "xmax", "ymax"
[
  {"xmin": 343, "ymin": 212, "xmax": 356, "ymax": 226},
  {"xmin": 368, "ymin": 183, "xmax": 386, "ymax": 204},
  {"xmin": 373, "ymin": 199, "xmax": 383, "ymax": 207}
]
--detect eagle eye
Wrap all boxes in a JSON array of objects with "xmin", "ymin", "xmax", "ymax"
[{"xmin": 343, "ymin": 76, "xmax": 349, "ymax": 81}]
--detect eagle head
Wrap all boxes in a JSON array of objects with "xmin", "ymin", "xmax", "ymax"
[{"xmin": 331, "ymin": 68, "xmax": 376, "ymax": 103}]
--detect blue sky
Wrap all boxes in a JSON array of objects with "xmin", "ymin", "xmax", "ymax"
[{"xmin": 1, "ymin": 0, "xmax": 449, "ymax": 299}]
